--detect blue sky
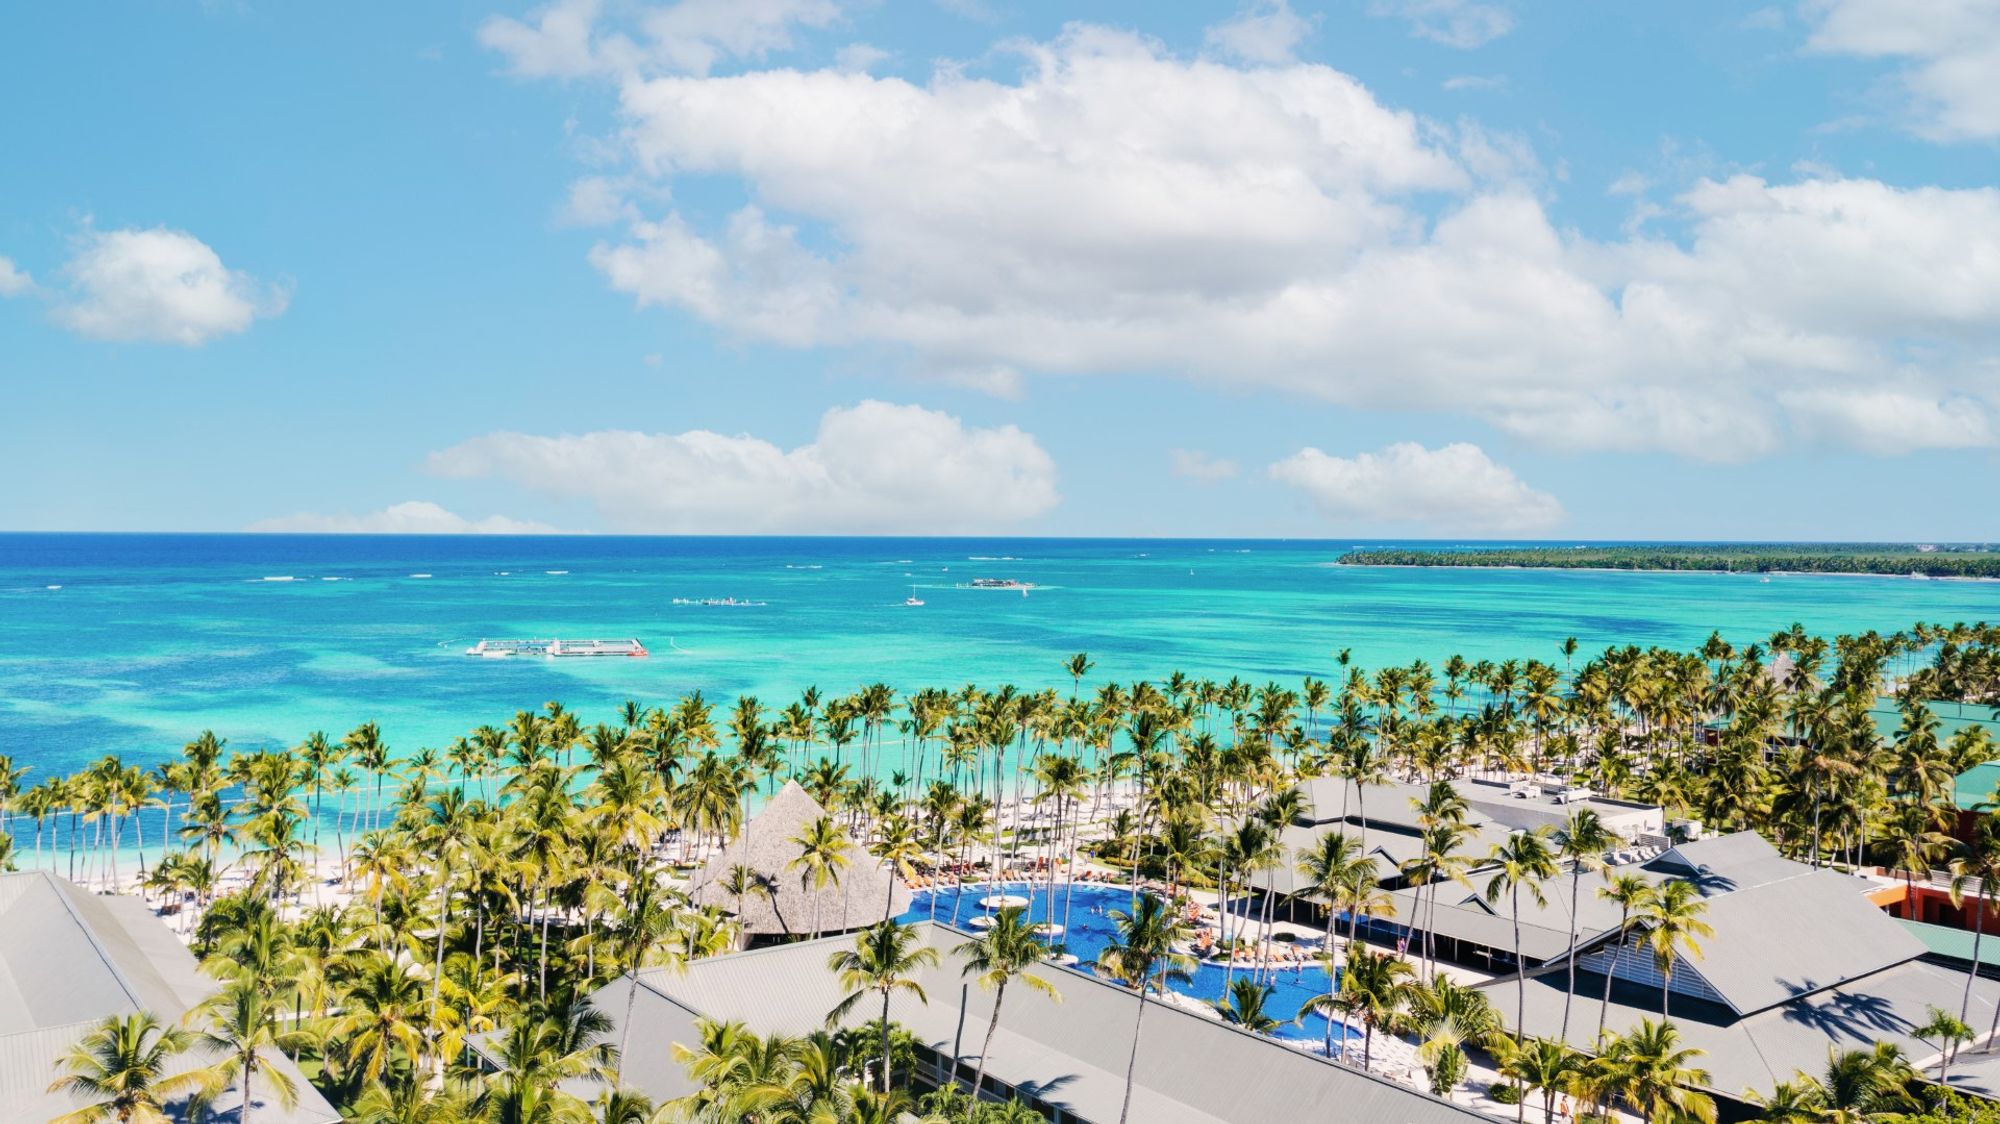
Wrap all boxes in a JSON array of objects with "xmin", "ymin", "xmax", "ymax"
[{"xmin": 4, "ymin": 0, "xmax": 1998, "ymax": 539}]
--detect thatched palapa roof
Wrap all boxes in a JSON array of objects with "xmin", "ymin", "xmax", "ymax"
[{"xmin": 691, "ymin": 781, "xmax": 911, "ymax": 936}]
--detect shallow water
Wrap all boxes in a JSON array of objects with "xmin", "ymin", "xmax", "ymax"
[{"xmin": 5, "ymin": 533, "xmax": 1995, "ymax": 779}]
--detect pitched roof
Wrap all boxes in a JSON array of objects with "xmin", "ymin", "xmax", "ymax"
[
  {"xmin": 0, "ymin": 871, "xmax": 340, "ymax": 1123},
  {"xmin": 1502, "ymin": 957, "xmax": 2000, "ymax": 1102},
  {"xmin": 689, "ymin": 781, "xmax": 911, "ymax": 935},
  {"xmin": 556, "ymin": 922, "xmax": 1494, "ymax": 1124}
]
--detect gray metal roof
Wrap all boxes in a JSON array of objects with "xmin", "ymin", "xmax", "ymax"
[
  {"xmin": 1499, "ymin": 957, "xmax": 2000, "ymax": 1102},
  {"xmin": 577, "ymin": 921, "xmax": 1492, "ymax": 1124},
  {"xmin": 0, "ymin": 872, "xmax": 340, "ymax": 1124},
  {"xmin": 1665, "ymin": 867, "xmax": 1925, "ymax": 1016}
]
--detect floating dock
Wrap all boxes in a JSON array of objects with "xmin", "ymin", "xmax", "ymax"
[{"xmin": 465, "ymin": 638, "xmax": 648, "ymax": 658}]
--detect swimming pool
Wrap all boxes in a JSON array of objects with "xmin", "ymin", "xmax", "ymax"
[{"xmin": 900, "ymin": 882, "xmax": 1359, "ymax": 1051}]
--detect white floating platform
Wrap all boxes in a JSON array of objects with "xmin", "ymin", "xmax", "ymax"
[
  {"xmin": 979, "ymin": 894, "xmax": 1030, "ymax": 910},
  {"xmin": 967, "ymin": 916, "xmax": 995, "ymax": 929},
  {"xmin": 1032, "ymin": 923, "xmax": 1065, "ymax": 938}
]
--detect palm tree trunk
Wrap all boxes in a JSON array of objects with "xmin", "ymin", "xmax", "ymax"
[
  {"xmin": 1561, "ymin": 868, "xmax": 1581, "ymax": 1040},
  {"xmin": 880, "ymin": 989, "xmax": 894, "ymax": 1094},
  {"xmin": 973, "ymin": 979, "xmax": 1007, "ymax": 1094},
  {"xmin": 1598, "ymin": 922, "xmax": 1622, "ymax": 1043},
  {"xmin": 1512, "ymin": 886, "xmax": 1526, "ymax": 1043},
  {"xmin": 1962, "ymin": 885, "xmax": 1987, "ymax": 1029},
  {"xmin": 1118, "ymin": 988, "xmax": 1148, "ymax": 1124}
]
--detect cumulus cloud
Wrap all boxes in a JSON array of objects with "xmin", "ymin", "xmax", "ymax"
[
  {"xmin": 480, "ymin": 0, "xmax": 841, "ymax": 79},
  {"xmin": 1780, "ymin": 387, "xmax": 1994, "ymax": 454},
  {"xmin": 1205, "ymin": 1, "xmax": 1312, "ymax": 65},
  {"xmin": 1369, "ymin": 0, "xmax": 1515, "ymax": 48},
  {"xmin": 520, "ymin": 23, "xmax": 2000, "ymax": 459},
  {"xmin": 0, "ymin": 256, "xmax": 32, "ymax": 297},
  {"xmin": 248, "ymin": 501, "xmax": 558, "ymax": 534},
  {"xmin": 426, "ymin": 400, "xmax": 1059, "ymax": 533},
  {"xmin": 1805, "ymin": 0, "xmax": 2000, "ymax": 141},
  {"xmin": 54, "ymin": 228, "xmax": 287, "ymax": 345},
  {"xmin": 1170, "ymin": 449, "xmax": 1240, "ymax": 482},
  {"xmin": 1269, "ymin": 442, "xmax": 1563, "ymax": 532}
]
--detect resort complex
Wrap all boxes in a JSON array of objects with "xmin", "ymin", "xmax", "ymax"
[{"xmin": 0, "ymin": 621, "xmax": 1999, "ymax": 1121}]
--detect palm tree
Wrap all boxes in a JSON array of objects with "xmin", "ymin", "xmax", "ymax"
[
  {"xmin": 955, "ymin": 906, "xmax": 1060, "ymax": 1096},
  {"xmin": 1485, "ymin": 829, "xmax": 1558, "ymax": 1041},
  {"xmin": 1915, "ymin": 1004, "xmax": 1973, "ymax": 1083},
  {"xmin": 1600, "ymin": 1018, "xmax": 1715, "ymax": 1124},
  {"xmin": 789, "ymin": 814, "xmax": 852, "ymax": 940},
  {"xmin": 1497, "ymin": 1036, "xmax": 1579, "ymax": 1124},
  {"xmin": 1551, "ymin": 808, "xmax": 1615, "ymax": 1039},
  {"xmin": 417, "ymin": 787, "xmax": 478, "ymax": 1056},
  {"xmin": 826, "ymin": 920, "xmax": 940, "ymax": 1094},
  {"xmin": 611, "ymin": 873, "xmax": 682, "ymax": 1088},
  {"xmin": 192, "ymin": 981, "xmax": 304, "ymax": 1124},
  {"xmin": 1771, "ymin": 1042, "xmax": 1916, "ymax": 1122},
  {"xmin": 1948, "ymin": 822, "xmax": 2000, "ymax": 1036},
  {"xmin": 1095, "ymin": 893, "xmax": 1195, "ymax": 1124},
  {"xmin": 1214, "ymin": 978, "xmax": 1282, "ymax": 1033},
  {"xmin": 1300, "ymin": 946, "xmax": 1413, "ymax": 1069},
  {"xmin": 1596, "ymin": 873, "xmax": 1655, "ymax": 1040},
  {"xmin": 47, "ymin": 1012, "xmax": 214, "ymax": 1124},
  {"xmin": 472, "ymin": 1013, "xmax": 613, "ymax": 1124},
  {"xmin": 1640, "ymin": 879, "xmax": 1714, "ymax": 1021}
]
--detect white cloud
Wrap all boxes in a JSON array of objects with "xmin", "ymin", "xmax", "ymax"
[
  {"xmin": 1741, "ymin": 6, "xmax": 1785, "ymax": 31},
  {"xmin": 426, "ymin": 400, "xmax": 1059, "ymax": 533},
  {"xmin": 248, "ymin": 501, "xmax": 559, "ymax": 534},
  {"xmin": 0, "ymin": 256, "xmax": 32, "ymax": 297},
  {"xmin": 54, "ymin": 227, "xmax": 286, "ymax": 345},
  {"xmin": 1442, "ymin": 74, "xmax": 1507, "ymax": 92},
  {"xmin": 527, "ymin": 25, "xmax": 2000, "ymax": 459},
  {"xmin": 1369, "ymin": 0, "xmax": 1515, "ymax": 49},
  {"xmin": 1205, "ymin": 1, "xmax": 1312, "ymax": 65},
  {"xmin": 1780, "ymin": 387, "xmax": 1994, "ymax": 453},
  {"xmin": 1269, "ymin": 442, "xmax": 1563, "ymax": 532},
  {"xmin": 834, "ymin": 42, "xmax": 889, "ymax": 73},
  {"xmin": 1804, "ymin": 0, "xmax": 2000, "ymax": 141},
  {"xmin": 480, "ymin": 0, "xmax": 842, "ymax": 80},
  {"xmin": 1170, "ymin": 449, "xmax": 1240, "ymax": 481}
]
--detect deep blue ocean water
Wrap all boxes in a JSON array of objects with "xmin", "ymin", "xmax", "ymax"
[{"xmin": 3, "ymin": 533, "xmax": 1996, "ymax": 780}]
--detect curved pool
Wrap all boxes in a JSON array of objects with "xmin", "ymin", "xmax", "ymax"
[{"xmin": 901, "ymin": 882, "xmax": 1359, "ymax": 1050}]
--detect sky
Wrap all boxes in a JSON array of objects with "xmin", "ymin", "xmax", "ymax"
[{"xmin": 3, "ymin": 0, "xmax": 1998, "ymax": 540}]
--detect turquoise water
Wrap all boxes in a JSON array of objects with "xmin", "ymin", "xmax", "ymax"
[
  {"xmin": 904, "ymin": 883, "xmax": 1357, "ymax": 1048},
  {"xmin": 3, "ymin": 533, "xmax": 1996, "ymax": 783}
]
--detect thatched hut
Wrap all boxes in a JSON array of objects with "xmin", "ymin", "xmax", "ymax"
[{"xmin": 690, "ymin": 781, "xmax": 911, "ymax": 942}]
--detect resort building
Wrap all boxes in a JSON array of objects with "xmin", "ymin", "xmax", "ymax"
[
  {"xmin": 0, "ymin": 869, "xmax": 340, "ymax": 1123},
  {"xmin": 688, "ymin": 780, "xmax": 911, "ymax": 943},
  {"xmin": 541, "ymin": 920, "xmax": 1493, "ymax": 1124},
  {"xmin": 1477, "ymin": 833, "xmax": 2000, "ymax": 1104},
  {"xmin": 1251, "ymin": 776, "xmax": 1662, "ymax": 901}
]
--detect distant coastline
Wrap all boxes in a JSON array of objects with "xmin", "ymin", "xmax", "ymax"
[{"xmin": 1338, "ymin": 544, "xmax": 2000, "ymax": 580}]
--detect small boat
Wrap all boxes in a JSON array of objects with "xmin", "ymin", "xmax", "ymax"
[
  {"xmin": 546, "ymin": 570, "xmax": 569, "ymax": 575},
  {"xmin": 904, "ymin": 586, "xmax": 925, "ymax": 607},
  {"xmin": 410, "ymin": 573, "xmax": 433, "ymax": 579},
  {"xmin": 44, "ymin": 585, "xmax": 60, "ymax": 591}
]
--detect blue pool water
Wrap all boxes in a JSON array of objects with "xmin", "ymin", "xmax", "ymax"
[{"xmin": 902, "ymin": 882, "xmax": 1358, "ymax": 1049}]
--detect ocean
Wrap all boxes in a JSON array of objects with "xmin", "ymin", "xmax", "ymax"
[{"xmin": 3, "ymin": 533, "xmax": 1995, "ymax": 781}]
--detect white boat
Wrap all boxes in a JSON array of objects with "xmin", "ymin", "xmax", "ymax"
[
  {"xmin": 410, "ymin": 573, "xmax": 433, "ymax": 579},
  {"xmin": 904, "ymin": 586, "xmax": 924, "ymax": 607}
]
